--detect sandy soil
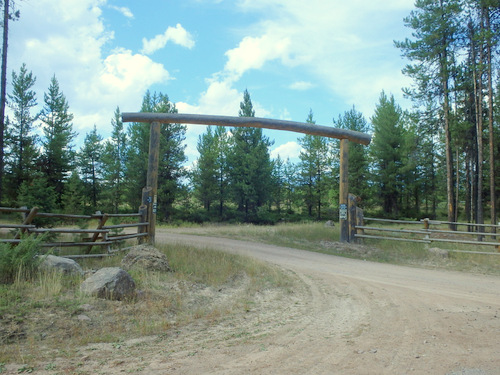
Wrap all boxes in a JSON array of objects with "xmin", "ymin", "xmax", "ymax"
[{"xmin": 5, "ymin": 231, "xmax": 500, "ymax": 374}]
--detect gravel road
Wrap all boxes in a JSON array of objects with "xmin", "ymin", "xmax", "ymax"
[{"xmin": 154, "ymin": 232, "xmax": 500, "ymax": 375}]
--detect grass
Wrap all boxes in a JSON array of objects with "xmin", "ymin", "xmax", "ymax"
[
  {"xmin": 165, "ymin": 222, "xmax": 500, "ymax": 275},
  {"xmin": 0, "ymin": 242, "xmax": 294, "ymax": 366}
]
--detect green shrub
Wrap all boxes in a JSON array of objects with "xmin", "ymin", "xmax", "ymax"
[{"xmin": 0, "ymin": 234, "xmax": 46, "ymax": 284}]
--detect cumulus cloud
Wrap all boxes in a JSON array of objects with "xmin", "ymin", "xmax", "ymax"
[
  {"xmin": 9, "ymin": 0, "xmax": 171, "ymax": 139},
  {"xmin": 141, "ymin": 24, "xmax": 195, "ymax": 54},
  {"xmin": 224, "ymin": 34, "xmax": 291, "ymax": 79}
]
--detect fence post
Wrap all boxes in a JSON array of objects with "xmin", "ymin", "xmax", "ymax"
[
  {"xmin": 339, "ymin": 139, "xmax": 349, "ymax": 243},
  {"xmin": 15, "ymin": 206, "xmax": 38, "ymax": 239},
  {"xmin": 348, "ymin": 194, "xmax": 357, "ymax": 242},
  {"xmin": 355, "ymin": 207, "xmax": 364, "ymax": 243},
  {"xmin": 86, "ymin": 213, "xmax": 108, "ymax": 254},
  {"xmin": 138, "ymin": 204, "xmax": 148, "ymax": 244}
]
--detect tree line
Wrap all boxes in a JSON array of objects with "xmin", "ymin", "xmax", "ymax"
[{"xmin": 0, "ymin": 0, "xmax": 499, "ymax": 226}]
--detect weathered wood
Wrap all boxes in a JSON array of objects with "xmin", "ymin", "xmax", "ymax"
[
  {"xmin": 122, "ymin": 113, "xmax": 372, "ymax": 146},
  {"xmin": 0, "ymin": 224, "xmax": 35, "ymax": 229},
  {"xmin": 0, "ymin": 206, "xmax": 30, "ymax": 213},
  {"xmin": 28, "ymin": 228, "xmax": 109, "ymax": 234},
  {"xmin": 44, "ymin": 241, "xmax": 114, "ymax": 247},
  {"xmin": 15, "ymin": 206, "xmax": 38, "ymax": 239},
  {"xmin": 354, "ymin": 234, "xmax": 431, "ymax": 243},
  {"xmin": 357, "ymin": 226, "xmax": 429, "ymax": 235},
  {"xmin": 106, "ymin": 233, "xmax": 149, "ymax": 241},
  {"xmin": 339, "ymin": 139, "xmax": 349, "ymax": 242},
  {"xmin": 138, "ymin": 204, "xmax": 148, "ymax": 244},
  {"xmin": 348, "ymin": 194, "xmax": 357, "ymax": 242},
  {"xmin": 146, "ymin": 121, "xmax": 161, "ymax": 245},
  {"xmin": 86, "ymin": 214, "xmax": 108, "ymax": 254},
  {"xmin": 364, "ymin": 217, "xmax": 423, "ymax": 225},
  {"xmin": 355, "ymin": 207, "xmax": 364, "ymax": 244},
  {"xmin": 102, "ymin": 223, "xmax": 148, "ymax": 229},
  {"xmin": 36, "ymin": 212, "xmax": 94, "ymax": 219}
]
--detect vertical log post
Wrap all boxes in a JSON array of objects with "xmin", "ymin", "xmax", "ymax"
[
  {"xmin": 86, "ymin": 213, "xmax": 108, "ymax": 254},
  {"xmin": 138, "ymin": 204, "xmax": 148, "ymax": 244},
  {"xmin": 339, "ymin": 139, "xmax": 349, "ymax": 243},
  {"xmin": 348, "ymin": 194, "xmax": 357, "ymax": 242},
  {"xmin": 15, "ymin": 206, "xmax": 38, "ymax": 239},
  {"xmin": 355, "ymin": 207, "xmax": 364, "ymax": 244},
  {"xmin": 146, "ymin": 121, "xmax": 161, "ymax": 245}
]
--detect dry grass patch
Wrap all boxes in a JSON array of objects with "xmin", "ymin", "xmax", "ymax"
[{"xmin": 0, "ymin": 243, "xmax": 295, "ymax": 366}]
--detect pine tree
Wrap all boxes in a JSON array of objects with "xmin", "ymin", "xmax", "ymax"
[
  {"xmin": 228, "ymin": 89, "xmax": 273, "ymax": 222},
  {"xmin": 125, "ymin": 91, "xmax": 186, "ymax": 220},
  {"xmin": 61, "ymin": 171, "xmax": 85, "ymax": 214},
  {"xmin": 334, "ymin": 106, "xmax": 370, "ymax": 201},
  {"xmin": 193, "ymin": 126, "xmax": 218, "ymax": 213},
  {"xmin": 78, "ymin": 125, "xmax": 103, "ymax": 211},
  {"xmin": 0, "ymin": 0, "xmax": 20, "ymax": 204},
  {"xmin": 39, "ymin": 75, "xmax": 76, "ymax": 206},
  {"xmin": 101, "ymin": 107, "xmax": 127, "ymax": 213},
  {"xmin": 395, "ymin": 0, "xmax": 462, "ymax": 227},
  {"xmin": 4, "ymin": 63, "xmax": 39, "ymax": 204},
  {"xmin": 370, "ymin": 92, "xmax": 406, "ymax": 217},
  {"xmin": 298, "ymin": 109, "xmax": 332, "ymax": 220}
]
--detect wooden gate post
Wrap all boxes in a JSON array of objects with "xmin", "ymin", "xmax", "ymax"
[
  {"xmin": 146, "ymin": 121, "xmax": 161, "ymax": 245},
  {"xmin": 348, "ymin": 194, "xmax": 357, "ymax": 242},
  {"xmin": 339, "ymin": 139, "xmax": 349, "ymax": 243}
]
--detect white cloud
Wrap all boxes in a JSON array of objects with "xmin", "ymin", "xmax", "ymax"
[
  {"xmin": 224, "ymin": 34, "xmax": 291, "ymax": 79},
  {"xmin": 141, "ymin": 23, "xmax": 195, "ymax": 54},
  {"xmin": 110, "ymin": 5, "xmax": 134, "ymax": 18},
  {"xmin": 270, "ymin": 141, "xmax": 302, "ymax": 161},
  {"xmin": 231, "ymin": 0, "xmax": 414, "ymax": 115},
  {"xmin": 9, "ymin": 0, "xmax": 171, "ymax": 139},
  {"xmin": 289, "ymin": 81, "xmax": 314, "ymax": 91}
]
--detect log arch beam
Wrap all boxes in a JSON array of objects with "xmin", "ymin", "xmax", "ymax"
[{"xmin": 121, "ymin": 112, "xmax": 371, "ymax": 244}]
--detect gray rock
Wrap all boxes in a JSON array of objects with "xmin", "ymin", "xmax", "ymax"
[
  {"xmin": 428, "ymin": 247, "xmax": 449, "ymax": 258},
  {"xmin": 80, "ymin": 267, "xmax": 136, "ymax": 300},
  {"xmin": 40, "ymin": 255, "xmax": 84, "ymax": 276},
  {"xmin": 76, "ymin": 314, "xmax": 91, "ymax": 322},
  {"xmin": 324, "ymin": 220, "xmax": 335, "ymax": 227},
  {"xmin": 121, "ymin": 245, "xmax": 171, "ymax": 272}
]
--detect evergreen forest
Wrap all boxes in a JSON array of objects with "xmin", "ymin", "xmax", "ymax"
[{"xmin": 1, "ymin": 0, "xmax": 499, "ymax": 226}]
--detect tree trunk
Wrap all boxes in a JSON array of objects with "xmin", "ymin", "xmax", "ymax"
[
  {"xmin": 485, "ymin": 8, "xmax": 496, "ymax": 233},
  {"xmin": 0, "ymin": 0, "xmax": 10, "ymax": 204},
  {"xmin": 443, "ymin": 76, "xmax": 455, "ymax": 230}
]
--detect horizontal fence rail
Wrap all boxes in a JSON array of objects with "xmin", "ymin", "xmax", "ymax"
[
  {"xmin": 0, "ymin": 206, "xmax": 149, "ymax": 258},
  {"xmin": 355, "ymin": 217, "xmax": 500, "ymax": 255}
]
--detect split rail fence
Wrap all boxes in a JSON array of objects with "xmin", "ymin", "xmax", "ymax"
[
  {"xmin": 0, "ymin": 206, "xmax": 150, "ymax": 258},
  {"xmin": 353, "ymin": 213, "xmax": 500, "ymax": 255}
]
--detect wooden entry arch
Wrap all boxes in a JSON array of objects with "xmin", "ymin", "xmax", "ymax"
[{"xmin": 121, "ymin": 113, "xmax": 371, "ymax": 244}]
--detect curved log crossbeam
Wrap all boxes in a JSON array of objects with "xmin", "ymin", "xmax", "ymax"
[{"xmin": 121, "ymin": 113, "xmax": 371, "ymax": 146}]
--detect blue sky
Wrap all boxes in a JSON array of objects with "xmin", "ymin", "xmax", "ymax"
[{"xmin": 8, "ymin": 0, "xmax": 415, "ymax": 166}]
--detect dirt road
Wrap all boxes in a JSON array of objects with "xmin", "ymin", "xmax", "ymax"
[{"xmin": 152, "ymin": 232, "xmax": 500, "ymax": 375}]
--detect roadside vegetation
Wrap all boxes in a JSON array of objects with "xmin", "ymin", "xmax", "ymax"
[
  {"xmin": 165, "ymin": 222, "xmax": 500, "ymax": 276},
  {"xmin": 0, "ymin": 241, "xmax": 294, "ymax": 366}
]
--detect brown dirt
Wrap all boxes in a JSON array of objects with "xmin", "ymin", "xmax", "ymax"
[{"xmin": 3, "ymin": 231, "xmax": 500, "ymax": 375}]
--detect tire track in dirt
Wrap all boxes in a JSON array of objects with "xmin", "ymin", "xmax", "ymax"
[{"xmin": 155, "ymin": 232, "xmax": 500, "ymax": 375}]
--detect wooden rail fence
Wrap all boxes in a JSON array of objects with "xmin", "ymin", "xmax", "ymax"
[
  {"xmin": 0, "ymin": 206, "xmax": 150, "ymax": 258},
  {"xmin": 353, "ymin": 213, "xmax": 500, "ymax": 255}
]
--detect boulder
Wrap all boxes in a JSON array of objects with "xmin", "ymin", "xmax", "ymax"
[
  {"xmin": 324, "ymin": 220, "xmax": 335, "ymax": 227},
  {"xmin": 121, "ymin": 245, "xmax": 171, "ymax": 272},
  {"xmin": 40, "ymin": 255, "xmax": 84, "ymax": 276},
  {"xmin": 80, "ymin": 267, "xmax": 136, "ymax": 300}
]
